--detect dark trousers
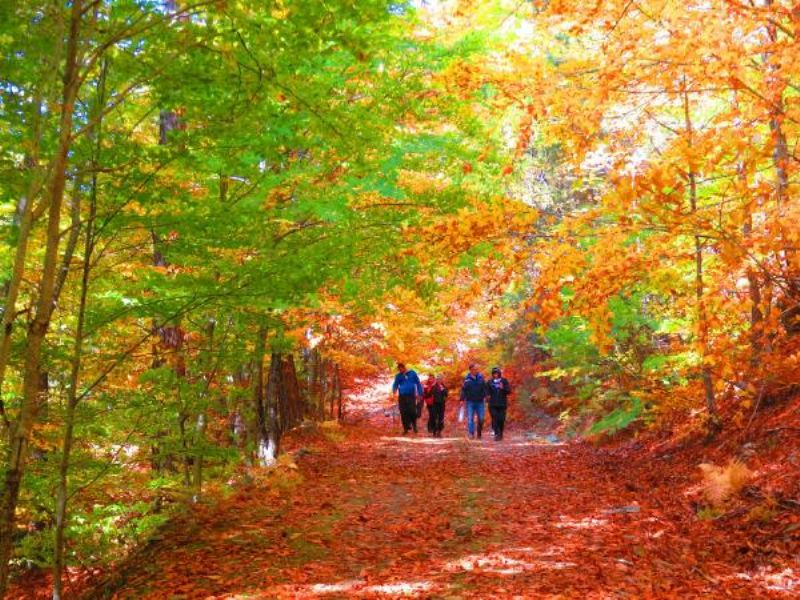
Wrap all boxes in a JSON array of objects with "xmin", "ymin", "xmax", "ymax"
[
  {"xmin": 427, "ymin": 402, "xmax": 445, "ymax": 434},
  {"xmin": 489, "ymin": 405, "xmax": 506, "ymax": 438},
  {"xmin": 398, "ymin": 394, "xmax": 417, "ymax": 433}
]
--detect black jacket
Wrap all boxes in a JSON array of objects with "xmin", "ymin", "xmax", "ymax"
[
  {"xmin": 486, "ymin": 377, "xmax": 511, "ymax": 407},
  {"xmin": 432, "ymin": 382, "xmax": 448, "ymax": 404}
]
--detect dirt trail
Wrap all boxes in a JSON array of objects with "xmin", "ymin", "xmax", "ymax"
[{"xmin": 82, "ymin": 416, "xmax": 791, "ymax": 599}]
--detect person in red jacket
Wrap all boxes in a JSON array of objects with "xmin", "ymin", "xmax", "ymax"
[{"xmin": 422, "ymin": 374, "xmax": 436, "ymax": 434}]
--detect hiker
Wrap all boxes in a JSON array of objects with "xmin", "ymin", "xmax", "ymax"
[
  {"xmin": 487, "ymin": 366, "xmax": 512, "ymax": 441},
  {"xmin": 423, "ymin": 374, "xmax": 436, "ymax": 434},
  {"xmin": 430, "ymin": 374, "xmax": 448, "ymax": 437},
  {"xmin": 392, "ymin": 362, "xmax": 423, "ymax": 434},
  {"xmin": 460, "ymin": 363, "xmax": 487, "ymax": 439}
]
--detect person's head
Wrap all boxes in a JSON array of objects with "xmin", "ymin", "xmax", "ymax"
[
  {"xmin": 436, "ymin": 374, "xmax": 444, "ymax": 383},
  {"xmin": 427, "ymin": 373, "xmax": 435, "ymax": 381},
  {"xmin": 469, "ymin": 363, "xmax": 478, "ymax": 375},
  {"xmin": 397, "ymin": 362, "xmax": 406, "ymax": 373},
  {"xmin": 491, "ymin": 366, "xmax": 501, "ymax": 378}
]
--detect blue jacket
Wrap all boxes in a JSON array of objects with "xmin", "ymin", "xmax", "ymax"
[
  {"xmin": 460, "ymin": 373, "xmax": 487, "ymax": 403},
  {"xmin": 392, "ymin": 370, "xmax": 423, "ymax": 397}
]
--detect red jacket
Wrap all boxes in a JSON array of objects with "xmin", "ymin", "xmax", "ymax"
[{"xmin": 422, "ymin": 381, "xmax": 436, "ymax": 406}]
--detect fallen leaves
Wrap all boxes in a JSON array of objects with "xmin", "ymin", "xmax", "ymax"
[{"xmin": 43, "ymin": 417, "xmax": 788, "ymax": 600}]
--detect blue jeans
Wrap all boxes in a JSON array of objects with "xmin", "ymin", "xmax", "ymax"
[{"xmin": 466, "ymin": 401, "xmax": 485, "ymax": 436}]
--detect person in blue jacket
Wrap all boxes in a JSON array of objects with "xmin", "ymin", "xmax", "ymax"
[
  {"xmin": 392, "ymin": 362, "xmax": 423, "ymax": 434},
  {"xmin": 460, "ymin": 363, "xmax": 487, "ymax": 439}
]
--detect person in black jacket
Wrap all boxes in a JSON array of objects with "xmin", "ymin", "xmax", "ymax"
[
  {"xmin": 487, "ymin": 366, "xmax": 512, "ymax": 441},
  {"xmin": 429, "ymin": 374, "xmax": 448, "ymax": 437}
]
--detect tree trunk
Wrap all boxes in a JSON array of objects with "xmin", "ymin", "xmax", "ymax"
[
  {"xmin": 252, "ymin": 323, "xmax": 276, "ymax": 466},
  {"xmin": 191, "ymin": 316, "xmax": 216, "ymax": 499},
  {"xmin": 0, "ymin": 2, "xmax": 65, "ymax": 415},
  {"xmin": 763, "ymin": 1, "xmax": 797, "ymax": 331},
  {"xmin": 682, "ymin": 81, "xmax": 719, "ymax": 436},
  {"xmin": 149, "ymin": 31, "xmax": 186, "ymax": 473},
  {"xmin": 335, "ymin": 363, "xmax": 344, "ymax": 422},
  {"xmin": 52, "ymin": 168, "xmax": 97, "ymax": 600},
  {"xmin": 744, "ymin": 216, "xmax": 765, "ymax": 369},
  {"xmin": 53, "ymin": 44, "xmax": 108, "ymax": 596},
  {"xmin": 281, "ymin": 354, "xmax": 301, "ymax": 431},
  {"xmin": 52, "ymin": 177, "xmax": 85, "ymax": 310},
  {"xmin": 308, "ymin": 348, "xmax": 324, "ymax": 420},
  {"xmin": 258, "ymin": 351, "xmax": 281, "ymax": 466},
  {"xmin": 0, "ymin": 3, "xmax": 84, "ymax": 595},
  {"xmin": 0, "ymin": 102, "xmax": 49, "ymax": 430}
]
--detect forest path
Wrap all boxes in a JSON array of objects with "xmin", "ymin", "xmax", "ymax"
[{"xmin": 91, "ymin": 418, "xmax": 784, "ymax": 599}]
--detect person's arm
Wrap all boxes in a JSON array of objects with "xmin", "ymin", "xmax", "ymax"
[
  {"xmin": 459, "ymin": 380, "xmax": 466, "ymax": 402},
  {"xmin": 391, "ymin": 374, "xmax": 399, "ymax": 397},
  {"xmin": 503, "ymin": 378, "xmax": 512, "ymax": 396},
  {"xmin": 414, "ymin": 373, "xmax": 423, "ymax": 398}
]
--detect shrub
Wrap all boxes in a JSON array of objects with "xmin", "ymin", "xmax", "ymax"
[{"xmin": 698, "ymin": 460, "xmax": 752, "ymax": 508}]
